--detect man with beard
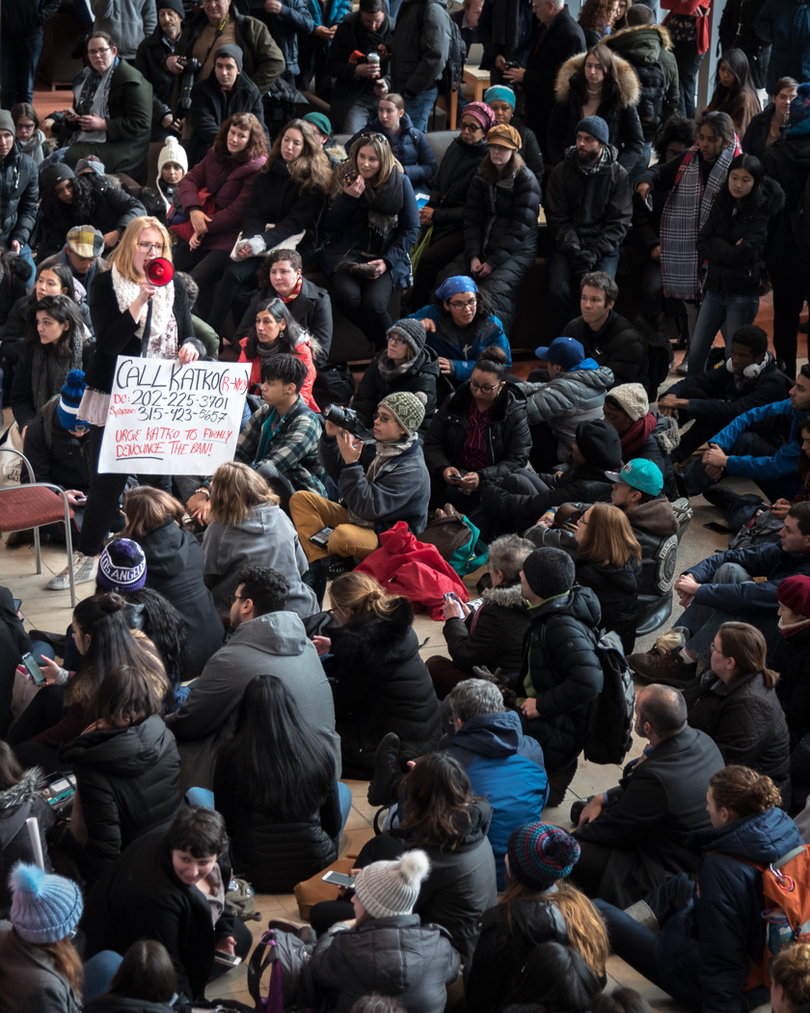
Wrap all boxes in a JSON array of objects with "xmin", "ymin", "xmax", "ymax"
[
  {"xmin": 135, "ymin": 0, "xmax": 187, "ymax": 141},
  {"xmin": 544, "ymin": 115, "xmax": 632, "ymax": 333}
]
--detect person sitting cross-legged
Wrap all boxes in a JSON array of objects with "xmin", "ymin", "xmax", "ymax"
[{"xmin": 628, "ymin": 501, "xmax": 810, "ymax": 684}]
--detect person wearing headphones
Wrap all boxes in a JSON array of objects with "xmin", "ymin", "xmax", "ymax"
[{"xmin": 658, "ymin": 325, "xmax": 790, "ymax": 465}]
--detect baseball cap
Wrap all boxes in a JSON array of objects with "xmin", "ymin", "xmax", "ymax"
[
  {"xmin": 534, "ymin": 337, "xmax": 585, "ymax": 371},
  {"xmin": 605, "ymin": 458, "xmax": 663, "ymax": 496}
]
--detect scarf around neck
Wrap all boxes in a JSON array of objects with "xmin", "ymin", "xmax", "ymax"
[
  {"xmin": 660, "ymin": 138, "xmax": 741, "ymax": 299},
  {"xmin": 72, "ymin": 56, "xmax": 119, "ymax": 144},
  {"xmin": 111, "ymin": 264, "xmax": 177, "ymax": 359},
  {"xmin": 621, "ymin": 413, "xmax": 657, "ymax": 457},
  {"xmin": 347, "ymin": 433, "xmax": 416, "ymax": 526},
  {"xmin": 779, "ymin": 615, "xmax": 810, "ymax": 638},
  {"xmin": 361, "ymin": 168, "xmax": 404, "ymax": 236},
  {"xmin": 32, "ymin": 336, "xmax": 84, "ymax": 415}
]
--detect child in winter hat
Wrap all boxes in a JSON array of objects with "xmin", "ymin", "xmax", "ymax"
[
  {"xmin": 353, "ymin": 850, "xmax": 431, "ymax": 918},
  {"xmin": 9, "ymin": 863, "xmax": 83, "ymax": 944},
  {"xmin": 156, "ymin": 136, "xmax": 188, "ymax": 210}
]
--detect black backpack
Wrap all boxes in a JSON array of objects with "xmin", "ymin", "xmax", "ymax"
[
  {"xmin": 634, "ymin": 58, "xmax": 668, "ymax": 140},
  {"xmin": 420, "ymin": 0, "xmax": 466, "ymax": 95},
  {"xmin": 584, "ymin": 628, "xmax": 635, "ymax": 766}
]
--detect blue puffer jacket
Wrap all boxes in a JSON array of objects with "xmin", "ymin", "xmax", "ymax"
[
  {"xmin": 712, "ymin": 398, "xmax": 803, "ymax": 485},
  {"xmin": 348, "ymin": 114, "xmax": 439, "ymax": 187},
  {"xmin": 654, "ymin": 807, "xmax": 804, "ymax": 1013},
  {"xmin": 407, "ymin": 304, "xmax": 510, "ymax": 380},
  {"xmin": 686, "ymin": 542, "xmax": 810, "ymax": 618},
  {"xmin": 446, "ymin": 711, "xmax": 549, "ymax": 888}
]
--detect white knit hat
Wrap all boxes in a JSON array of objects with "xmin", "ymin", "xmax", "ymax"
[
  {"xmin": 353, "ymin": 850, "xmax": 430, "ymax": 918},
  {"xmin": 157, "ymin": 136, "xmax": 188, "ymax": 180},
  {"xmin": 607, "ymin": 382, "xmax": 649, "ymax": 422}
]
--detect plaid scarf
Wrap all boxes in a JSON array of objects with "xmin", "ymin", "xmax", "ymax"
[{"xmin": 660, "ymin": 137, "xmax": 741, "ymax": 300}]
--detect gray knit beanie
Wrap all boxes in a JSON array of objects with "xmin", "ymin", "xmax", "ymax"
[
  {"xmin": 521, "ymin": 547, "xmax": 575, "ymax": 600},
  {"xmin": 353, "ymin": 850, "xmax": 430, "ymax": 918},
  {"xmin": 379, "ymin": 391, "xmax": 427, "ymax": 436},
  {"xmin": 9, "ymin": 864, "xmax": 83, "ymax": 944},
  {"xmin": 387, "ymin": 318, "xmax": 426, "ymax": 355}
]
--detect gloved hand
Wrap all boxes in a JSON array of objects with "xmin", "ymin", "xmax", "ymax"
[{"xmin": 240, "ymin": 234, "xmax": 267, "ymax": 256}]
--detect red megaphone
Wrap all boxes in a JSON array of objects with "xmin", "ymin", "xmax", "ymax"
[{"xmin": 145, "ymin": 257, "xmax": 174, "ymax": 286}]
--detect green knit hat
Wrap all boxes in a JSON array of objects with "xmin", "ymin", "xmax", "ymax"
[{"xmin": 379, "ymin": 391, "xmax": 427, "ymax": 436}]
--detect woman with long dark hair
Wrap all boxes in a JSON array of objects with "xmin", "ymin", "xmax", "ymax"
[
  {"xmin": 466, "ymin": 822, "xmax": 607, "ymax": 1013},
  {"xmin": 35, "ymin": 162, "xmax": 145, "ymax": 262},
  {"xmin": 703, "ymin": 48, "xmax": 761, "ymax": 138},
  {"xmin": 683, "ymin": 622, "xmax": 790, "ymax": 800},
  {"xmin": 439, "ymin": 126, "xmax": 540, "ymax": 333},
  {"xmin": 547, "ymin": 44, "xmax": 644, "ymax": 174},
  {"xmin": 209, "ymin": 118, "xmax": 332, "ymax": 335},
  {"xmin": 213, "ymin": 674, "xmax": 347, "ymax": 892},
  {"xmin": 237, "ymin": 296, "xmax": 320, "ymax": 410},
  {"xmin": 574, "ymin": 502, "xmax": 641, "ymax": 653},
  {"xmin": 318, "ymin": 132, "xmax": 419, "ymax": 350},
  {"xmin": 83, "ymin": 940, "xmax": 177, "ymax": 1013},
  {"xmin": 173, "ymin": 112, "xmax": 267, "ymax": 322},
  {"xmin": 689, "ymin": 153, "xmax": 784, "ymax": 373},
  {"xmin": 10, "ymin": 294, "xmax": 91, "ymax": 429}
]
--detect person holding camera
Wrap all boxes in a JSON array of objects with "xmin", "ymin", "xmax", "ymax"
[
  {"xmin": 135, "ymin": 0, "xmax": 187, "ymax": 142},
  {"xmin": 289, "ymin": 391, "xmax": 430, "ymax": 576}
]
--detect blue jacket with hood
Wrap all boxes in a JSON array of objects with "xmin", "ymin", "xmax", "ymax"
[
  {"xmin": 407, "ymin": 303, "xmax": 510, "ymax": 381},
  {"xmin": 654, "ymin": 807, "xmax": 804, "ymax": 1013},
  {"xmin": 348, "ymin": 113, "xmax": 439, "ymax": 188},
  {"xmin": 446, "ymin": 710, "xmax": 549, "ymax": 888},
  {"xmin": 686, "ymin": 541, "xmax": 810, "ymax": 617},
  {"xmin": 711, "ymin": 398, "xmax": 803, "ymax": 486}
]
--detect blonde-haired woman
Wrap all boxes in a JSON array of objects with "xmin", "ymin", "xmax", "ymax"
[
  {"xmin": 772, "ymin": 943, "xmax": 810, "ymax": 1013},
  {"xmin": 202, "ymin": 461, "xmax": 316, "ymax": 619},
  {"xmin": 53, "ymin": 216, "xmax": 204, "ymax": 591},
  {"xmin": 312, "ymin": 571, "xmax": 441, "ymax": 778},
  {"xmin": 317, "ymin": 132, "xmax": 419, "ymax": 350},
  {"xmin": 574, "ymin": 502, "xmax": 641, "ymax": 652},
  {"xmin": 683, "ymin": 621, "xmax": 790, "ymax": 801},
  {"xmin": 466, "ymin": 821, "xmax": 608, "ymax": 1013},
  {"xmin": 121, "ymin": 487, "xmax": 223, "ymax": 677}
]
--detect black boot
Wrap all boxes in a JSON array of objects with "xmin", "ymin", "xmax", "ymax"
[
  {"xmin": 303, "ymin": 564, "xmax": 327, "ymax": 608},
  {"xmin": 368, "ymin": 732, "xmax": 402, "ymax": 807}
]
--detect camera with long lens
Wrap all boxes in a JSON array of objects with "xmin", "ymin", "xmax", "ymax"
[
  {"xmin": 176, "ymin": 56, "xmax": 203, "ymax": 113},
  {"xmin": 322, "ymin": 404, "xmax": 374, "ymax": 442}
]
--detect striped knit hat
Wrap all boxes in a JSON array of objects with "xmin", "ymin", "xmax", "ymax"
[{"xmin": 507, "ymin": 823, "xmax": 581, "ymax": 892}]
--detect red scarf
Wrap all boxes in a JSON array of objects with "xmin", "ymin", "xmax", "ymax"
[
  {"xmin": 279, "ymin": 274, "xmax": 303, "ymax": 303},
  {"xmin": 621, "ymin": 413, "xmax": 657, "ymax": 458}
]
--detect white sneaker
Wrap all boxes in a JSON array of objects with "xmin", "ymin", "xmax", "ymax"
[{"xmin": 46, "ymin": 552, "xmax": 96, "ymax": 591}]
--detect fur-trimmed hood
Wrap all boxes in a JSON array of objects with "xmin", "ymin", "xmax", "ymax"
[
  {"xmin": 604, "ymin": 23, "xmax": 673, "ymax": 64},
  {"xmin": 330, "ymin": 597, "xmax": 420, "ymax": 673},
  {"xmin": 0, "ymin": 769, "xmax": 41, "ymax": 812},
  {"xmin": 554, "ymin": 51, "xmax": 641, "ymax": 108},
  {"xmin": 481, "ymin": 582, "xmax": 528, "ymax": 612}
]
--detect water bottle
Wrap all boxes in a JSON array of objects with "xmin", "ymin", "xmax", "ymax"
[
  {"xmin": 764, "ymin": 909, "xmax": 793, "ymax": 954},
  {"xmin": 367, "ymin": 52, "xmax": 381, "ymax": 77}
]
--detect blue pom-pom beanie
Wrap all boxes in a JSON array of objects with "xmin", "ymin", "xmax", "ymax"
[{"xmin": 9, "ymin": 863, "xmax": 83, "ymax": 944}]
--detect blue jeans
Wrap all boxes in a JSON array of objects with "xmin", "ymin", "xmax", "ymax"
[
  {"xmin": 187, "ymin": 783, "xmax": 353, "ymax": 835},
  {"xmin": 678, "ymin": 562, "xmax": 752, "ymax": 662},
  {"xmin": 404, "ymin": 88, "xmax": 439, "ymax": 131},
  {"xmin": 688, "ymin": 290, "xmax": 759, "ymax": 374},
  {"xmin": 549, "ymin": 249, "xmax": 621, "ymax": 334},
  {"xmin": 682, "ymin": 429, "xmax": 792, "ymax": 502},
  {"xmin": 593, "ymin": 900, "xmax": 661, "ymax": 985},
  {"xmin": 83, "ymin": 951, "xmax": 124, "ymax": 1000},
  {"xmin": 0, "ymin": 33, "xmax": 43, "ymax": 107}
]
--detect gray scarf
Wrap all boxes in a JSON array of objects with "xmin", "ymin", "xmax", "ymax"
[
  {"xmin": 71, "ymin": 57, "xmax": 118, "ymax": 144},
  {"xmin": 32, "ymin": 337, "xmax": 84, "ymax": 415}
]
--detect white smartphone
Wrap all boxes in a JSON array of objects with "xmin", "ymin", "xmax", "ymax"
[
  {"xmin": 322, "ymin": 870, "xmax": 356, "ymax": 888},
  {"xmin": 213, "ymin": 951, "xmax": 242, "ymax": 967}
]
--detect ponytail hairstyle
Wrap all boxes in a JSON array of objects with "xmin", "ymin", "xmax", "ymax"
[
  {"xmin": 716, "ymin": 621, "xmax": 778, "ymax": 688},
  {"xmin": 328, "ymin": 571, "xmax": 404, "ymax": 622},
  {"xmin": 771, "ymin": 943, "xmax": 810, "ymax": 1010},
  {"xmin": 708, "ymin": 765, "xmax": 782, "ymax": 818},
  {"xmin": 472, "ymin": 344, "xmax": 509, "ymax": 383}
]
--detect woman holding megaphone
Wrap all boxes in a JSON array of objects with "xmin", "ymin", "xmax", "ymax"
[{"xmin": 44, "ymin": 217, "xmax": 205, "ymax": 592}]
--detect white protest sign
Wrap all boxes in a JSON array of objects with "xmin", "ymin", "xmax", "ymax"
[{"xmin": 98, "ymin": 356, "xmax": 250, "ymax": 475}]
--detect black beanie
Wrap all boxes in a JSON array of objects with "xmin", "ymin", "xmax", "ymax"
[
  {"xmin": 40, "ymin": 162, "xmax": 75, "ymax": 195},
  {"xmin": 157, "ymin": 0, "xmax": 185, "ymax": 14},
  {"xmin": 522, "ymin": 547, "xmax": 575, "ymax": 600},
  {"xmin": 575, "ymin": 419, "xmax": 622, "ymax": 470}
]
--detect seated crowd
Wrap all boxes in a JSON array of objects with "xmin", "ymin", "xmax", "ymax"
[{"xmin": 3, "ymin": 2, "xmax": 810, "ymax": 1012}]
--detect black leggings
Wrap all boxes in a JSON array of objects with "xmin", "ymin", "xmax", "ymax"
[
  {"xmin": 329, "ymin": 267, "xmax": 395, "ymax": 351},
  {"xmin": 206, "ymin": 254, "xmax": 264, "ymax": 336},
  {"xmin": 173, "ymin": 245, "xmax": 233, "ymax": 323}
]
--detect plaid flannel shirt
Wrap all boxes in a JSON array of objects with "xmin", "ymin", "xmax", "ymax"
[{"xmin": 235, "ymin": 398, "xmax": 327, "ymax": 496}]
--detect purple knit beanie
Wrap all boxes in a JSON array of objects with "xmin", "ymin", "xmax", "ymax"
[{"xmin": 507, "ymin": 822, "xmax": 581, "ymax": 891}]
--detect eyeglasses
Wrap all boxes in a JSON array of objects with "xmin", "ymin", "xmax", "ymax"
[
  {"xmin": 87, "ymin": 46, "xmax": 111, "ymax": 56},
  {"xmin": 459, "ymin": 122, "xmax": 484, "ymax": 133},
  {"xmin": 373, "ymin": 412, "xmax": 396, "ymax": 423},
  {"xmin": 470, "ymin": 380, "xmax": 502, "ymax": 394},
  {"xmin": 387, "ymin": 335, "xmax": 407, "ymax": 346},
  {"xmin": 449, "ymin": 297, "xmax": 477, "ymax": 309},
  {"xmin": 710, "ymin": 644, "xmax": 724, "ymax": 654},
  {"xmin": 137, "ymin": 241, "xmax": 165, "ymax": 253},
  {"xmin": 229, "ymin": 594, "xmax": 245, "ymax": 605}
]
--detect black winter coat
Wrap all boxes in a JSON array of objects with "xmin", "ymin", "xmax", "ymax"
[
  {"xmin": 83, "ymin": 997, "xmax": 174, "ymax": 1013},
  {"xmin": 213, "ymin": 753, "xmax": 339, "ymax": 893},
  {"xmin": 0, "ymin": 770, "xmax": 55, "ymax": 918},
  {"xmin": 482, "ymin": 463, "xmax": 614, "ymax": 532},
  {"xmin": 392, "ymin": 800, "xmax": 498, "ymax": 959},
  {"xmin": 564, "ymin": 310, "xmax": 648, "ymax": 388},
  {"xmin": 329, "ymin": 598, "xmax": 442, "ymax": 778},
  {"xmin": 134, "ymin": 24, "xmax": 179, "ymax": 140},
  {"xmin": 353, "ymin": 345, "xmax": 440, "ymax": 436},
  {"xmin": 742, "ymin": 104, "xmax": 782, "ymax": 160},
  {"xmin": 576, "ymin": 556, "xmax": 640, "ymax": 653},
  {"xmin": 59, "ymin": 714, "xmax": 183, "ymax": 887},
  {"xmin": 545, "ymin": 146, "xmax": 633, "ymax": 266},
  {"xmin": 11, "ymin": 337, "xmax": 95, "ymax": 428},
  {"xmin": 464, "ymin": 163, "xmax": 541, "ymax": 268},
  {"xmin": 235, "ymin": 277, "xmax": 333, "ymax": 363},
  {"xmin": 36, "ymin": 175, "xmax": 146, "ymax": 262},
  {"xmin": 0, "ymin": 586, "xmax": 30, "ymax": 739},
  {"xmin": 1, "ymin": 0, "xmax": 60, "ymax": 38},
  {"xmin": 518, "ymin": 586, "xmax": 604, "ymax": 771},
  {"xmin": 763, "ymin": 134, "xmax": 810, "ymax": 276},
  {"xmin": 0, "ymin": 142, "xmax": 38, "ymax": 247},
  {"xmin": 136, "ymin": 520, "xmax": 224, "ymax": 678},
  {"xmin": 0, "ymin": 257, "xmax": 32, "ymax": 332},
  {"xmin": 513, "ymin": 121, "xmax": 545, "ymax": 189},
  {"xmin": 85, "ymin": 271, "xmax": 200, "ymax": 394},
  {"xmin": 22, "ymin": 397, "xmax": 92, "ymax": 492},
  {"xmin": 426, "ymin": 135, "xmax": 490, "ymax": 242},
  {"xmin": 443, "ymin": 582, "xmax": 530, "ymax": 675},
  {"xmin": 465, "ymin": 897, "xmax": 569, "ymax": 1013},
  {"xmin": 424, "ymin": 382, "xmax": 531, "ymax": 486},
  {"xmin": 696, "ymin": 177, "xmax": 785, "ymax": 295},
  {"xmin": 774, "ymin": 625, "xmax": 810, "ymax": 747},
  {"xmin": 683, "ymin": 669, "xmax": 791, "ymax": 803},
  {"xmin": 390, "ymin": 0, "xmax": 453, "ymax": 97},
  {"xmin": 521, "ymin": 6, "xmax": 587, "ymax": 147},
  {"xmin": 188, "ymin": 72, "xmax": 267, "ymax": 168},
  {"xmin": 83, "ymin": 832, "xmax": 239, "ymax": 1000},
  {"xmin": 547, "ymin": 53, "xmax": 645, "ymax": 175}
]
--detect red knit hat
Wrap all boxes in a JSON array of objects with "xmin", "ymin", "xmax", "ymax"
[{"xmin": 777, "ymin": 575, "xmax": 810, "ymax": 618}]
